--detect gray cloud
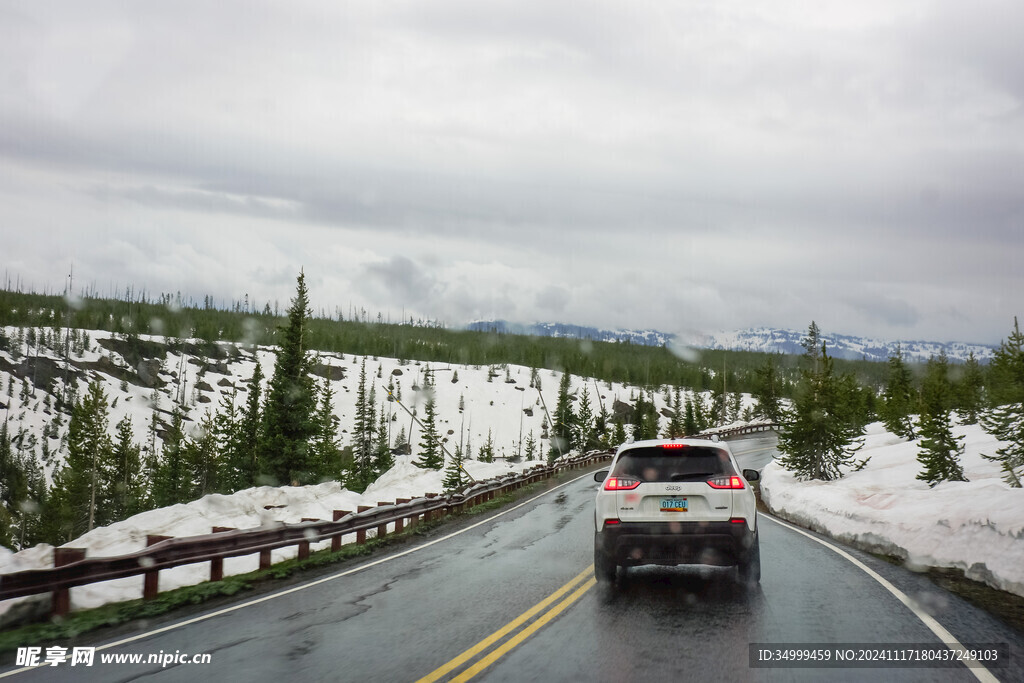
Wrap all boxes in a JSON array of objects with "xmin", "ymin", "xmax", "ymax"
[{"xmin": 1, "ymin": 1, "xmax": 1022, "ymax": 345}]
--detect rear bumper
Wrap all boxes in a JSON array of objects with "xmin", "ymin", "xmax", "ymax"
[{"xmin": 595, "ymin": 521, "xmax": 756, "ymax": 567}]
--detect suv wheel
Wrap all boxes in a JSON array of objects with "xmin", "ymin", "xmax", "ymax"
[
  {"xmin": 737, "ymin": 533, "xmax": 761, "ymax": 585},
  {"xmin": 594, "ymin": 541, "xmax": 616, "ymax": 584}
]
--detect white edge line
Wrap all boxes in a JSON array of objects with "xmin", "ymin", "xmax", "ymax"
[
  {"xmin": 0, "ymin": 471, "xmax": 598, "ymax": 679},
  {"xmin": 763, "ymin": 514, "xmax": 1001, "ymax": 683}
]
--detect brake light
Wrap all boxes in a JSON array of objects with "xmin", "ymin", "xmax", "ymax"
[
  {"xmin": 730, "ymin": 518, "xmax": 747, "ymax": 524},
  {"xmin": 707, "ymin": 476, "xmax": 745, "ymax": 489},
  {"xmin": 660, "ymin": 443, "xmax": 687, "ymax": 449},
  {"xmin": 604, "ymin": 519, "xmax": 621, "ymax": 526},
  {"xmin": 604, "ymin": 476, "xmax": 641, "ymax": 491}
]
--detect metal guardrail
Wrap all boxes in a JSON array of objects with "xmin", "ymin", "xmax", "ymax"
[
  {"xmin": 0, "ymin": 451, "xmax": 613, "ymax": 617},
  {"xmin": 692, "ymin": 422, "xmax": 779, "ymax": 440}
]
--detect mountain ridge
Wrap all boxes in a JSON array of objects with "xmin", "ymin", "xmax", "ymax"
[{"xmin": 465, "ymin": 320, "xmax": 995, "ymax": 364}]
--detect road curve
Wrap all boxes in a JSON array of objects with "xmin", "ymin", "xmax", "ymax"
[{"xmin": 1, "ymin": 435, "xmax": 1020, "ymax": 682}]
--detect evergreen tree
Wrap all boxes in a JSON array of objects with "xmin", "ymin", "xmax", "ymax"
[
  {"xmin": 109, "ymin": 415, "xmax": 144, "ymax": 520},
  {"xmin": 184, "ymin": 411, "xmax": 220, "ymax": 498},
  {"xmin": 0, "ymin": 418, "xmax": 28, "ymax": 547},
  {"xmin": 549, "ymin": 371, "xmax": 575, "ymax": 458},
  {"xmin": 576, "ymin": 384, "xmax": 596, "ymax": 450},
  {"xmin": 212, "ymin": 387, "xmax": 241, "ymax": 491},
  {"xmin": 956, "ymin": 351, "xmax": 984, "ymax": 425},
  {"xmin": 777, "ymin": 344, "xmax": 864, "ymax": 481},
  {"xmin": 373, "ymin": 408, "xmax": 394, "ymax": 476},
  {"xmin": 801, "ymin": 321, "xmax": 823, "ymax": 372},
  {"xmin": 916, "ymin": 352, "xmax": 966, "ymax": 486},
  {"xmin": 235, "ymin": 362, "xmax": 263, "ymax": 488},
  {"xmin": 524, "ymin": 430, "xmax": 537, "ymax": 461},
  {"xmin": 612, "ymin": 420, "xmax": 627, "ymax": 448},
  {"xmin": 663, "ymin": 387, "xmax": 685, "ymax": 438},
  {"xmin": 752, "ymin": 357, "xmax": 783, "ymax": 423},
  {"xmin": 46, "ymin": 381, "xmax": 113, "ymax": 539},
  {"xmin": 881, "ymin": 344, "xmax": 917, "ymax": 439},
  {"xmin": 352, "ymin": 359, "xmax": 373, "ymax": 485},
  {"xmin": 259, "ymin": 271, "xmax": 318, "ymax": 485},
  {"xmin": 981, "ymin": 318, "xmax": 1024, "ymax": 486},
  {"xmin": 479, "ymin": 429, "xmax": 495, "ymax": 463},
  {"xmin": 442, "ymin": 443, "xmax": 467, "ymax": 493},
  {"xmin": 311, "ymin": 378, "xmax": 341, "ymax": 482},
  {"xmin": 153, "ymin": 406, "xmax": 187, "ymax": 507},
  {"xmin": 683, "ymin": 394, "xmax": 699, "ymax": 436},
  {"xmin": 415, "ymin": 397, "xmax": 443, "ymax": 469}
]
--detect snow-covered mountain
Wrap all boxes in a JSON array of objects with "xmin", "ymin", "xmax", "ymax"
[
  {"xmin": 698, "ymin": 327, "xmax": 996, "ymax": 364},
  {"xmin": 466, "ymin": 320, "xmax": 673, "ymax": 347},
  {"xmin": 466, "ymin": 320, "xmax": 996, "ymax": 364}
]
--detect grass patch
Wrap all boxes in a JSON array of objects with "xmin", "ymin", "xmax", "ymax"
[{"xmin": 0, "ymin": 480, "xmax": 555, "ymax": 658}]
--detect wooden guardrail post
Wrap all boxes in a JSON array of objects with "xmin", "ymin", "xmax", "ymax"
[
  {"xmin": 395, "ymin": 499, "xmax": 411, "ymax": 532},
  {"xmin": 332, "ymin": 510, "xmax": 350, "ymax": 551},
  {"xmin": 144, "ymin": 535, "xmax": 171, "ymax": 600},
  {"xmin": 356, "ymin": 506, "xmax": 372, "ymax": 543},
  {"xmin": 298, "ymin": 518, "xmax": 319, "ymax": 560},
  {"xmin": 376, "ymin": 503, "xmax": 391, "ymax": 539},
  {"xmin": 52, "ymin": 548, "xmax": 86, "ymax": 617},
  {"xmin": 424, "ymin": 493, "xmax": 438, "ymax": 521},
  {"xmin": 210, "ymin": 527, "xmax": 234, "ymax": 581}
]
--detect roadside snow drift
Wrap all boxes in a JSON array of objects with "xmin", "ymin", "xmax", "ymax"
[{"xmin": 761, "ymin": 421, "xmax": 1024, "ymax": 597}]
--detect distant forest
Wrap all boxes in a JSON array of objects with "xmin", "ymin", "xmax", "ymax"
[{"xmin": 0, "ymin": 287, "xmax": 918, "ymax": 397}]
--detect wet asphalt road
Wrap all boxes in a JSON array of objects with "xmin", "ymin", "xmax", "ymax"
[{"xmin": 2, "ymin": 435, "xmax": 1021, "ymax": 682}]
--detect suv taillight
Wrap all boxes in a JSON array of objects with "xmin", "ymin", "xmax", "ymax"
[
  {"xmin": 604, "ymin": 476, "xmax": 641, "ymax": 491},
  {"xmin": 707, "ymin": 476, "xmax": 745, "ymax": 489}
]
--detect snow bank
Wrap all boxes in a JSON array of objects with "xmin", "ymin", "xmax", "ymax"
[
  {"xmin": 0, "ymin": 455, "xmax": 545, "ymax": 623},
  {"xmin": 761, "ymin": 421, "xmax": 1024, "ymax": 597}
]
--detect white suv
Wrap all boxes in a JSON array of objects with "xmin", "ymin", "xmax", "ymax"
[{"xmin": 593, "ymin": 438, "xmax": 761, "ymax": 585}]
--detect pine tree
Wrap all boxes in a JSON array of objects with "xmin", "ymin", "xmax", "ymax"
[
  {"xmin": 777, "ymin": 344, "xmax": 865, "ymax": 481},
  {"xmin": 46, "ymin": 381, "xmax": 113, "ymax": 539},
  {"xmin": 683, "ymin": 393, "xmax": 699, "ymax": 436},
  {"xmin": 442, "ymin": 443, "xmax": 467, "ymax": 493},
  {"xmin": 213, "ymin": 387, "xmax": 241, "ymax": 491},
  {"xmin": 352, "ymin": 359, "xmax": 372, "ymax": 486},
  {"xmin": 235, "ymin": 362, "xmax": 263, "ymax": 488},
  {"xmin": 549, "ymin": 371, "xmax": 575, "ymax": 459},
  {"xmin": 981, "ymin": 318, "xmax": 1024, "ymax": 486},
  {"xmin": 524, "ymin": 430, "xmax": 537, "ymax": 461},
  {"xmin": 612, "ymin": 420, "xmax": 627, "ymax": 447},
  {"xmin": 956, "ymin": 351, "xmax": 984, "ymax": 425},
  {"xmin": 415, "ymin": 397, "xmax": 443, "ymax": 469},
  {"xmin": 916, "ymin": 353, "xmax": 966, "ymax": 486},
  {"xmin": 801, "ymin": 321, "xmax": 823, "ymax": 373},
  {"xmin": 259, "ymin": 271, "xmax": 318, "ymax": 485},
  {"xmin": 881, "ymin": 344, "xmax": 917, "ymax": 439},
  {"xmin": 310, "ymin": 378, "xmax": 340, "ymax": 482},
  {"xmin": 479, "ymin": 429, "xmax": 495, "ymax": 463},
  {"xmin": 184, "ymin": 411, "xmax": 220, "ymax": 499},
  {"xmin": 576, "ymin": 384, "xmax": 596, "ymax": 450},
  {"xmin": 0, "ymin": 418, "xmax": 28, "ymax": 547},
  {"xmin": 752, "ymin": 357, "xmax": 783, "ymax": 423},
  {"xmin": 109, "ymin": 415, "xmax": 144, "ymax": 520},
  {"xmin": 153, "ymin": 406, "xmax": 187, "ymax": 507},
  {"xmin": 373, "ymin": 408, "xmax": 394, "ymax": 476},
  {"xmin": 663, "ymin": 387, "xmax": 685, "ymax": 438}
]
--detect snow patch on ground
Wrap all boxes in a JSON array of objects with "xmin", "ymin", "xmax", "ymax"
[{"xmin": 761, "ymin": 421, "xmax": 1024, "ymax": 597}]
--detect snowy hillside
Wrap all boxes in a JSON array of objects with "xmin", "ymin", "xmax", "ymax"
[{"xmin": 1, "ymin": 323, "xmax": 725, "ymax": 620}]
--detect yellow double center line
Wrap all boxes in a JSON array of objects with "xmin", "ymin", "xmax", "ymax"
[{"xmin": 416, "ymin": 565, "xmax": 596, "ymax": 683}]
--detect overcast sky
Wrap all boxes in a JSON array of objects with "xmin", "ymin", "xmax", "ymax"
[{"xmin": 1, "ymin": 1, "xmax": 1022, "ymax": 345}]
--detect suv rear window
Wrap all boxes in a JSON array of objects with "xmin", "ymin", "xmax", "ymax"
[{"xmin": 611, "ymin": 446, "xmax": 733, "ymax": 482}]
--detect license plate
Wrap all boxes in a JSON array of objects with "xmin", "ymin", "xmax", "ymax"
[{"xmin": 660, "ymin": 498, "xmax": 688, "ymax": 512}]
